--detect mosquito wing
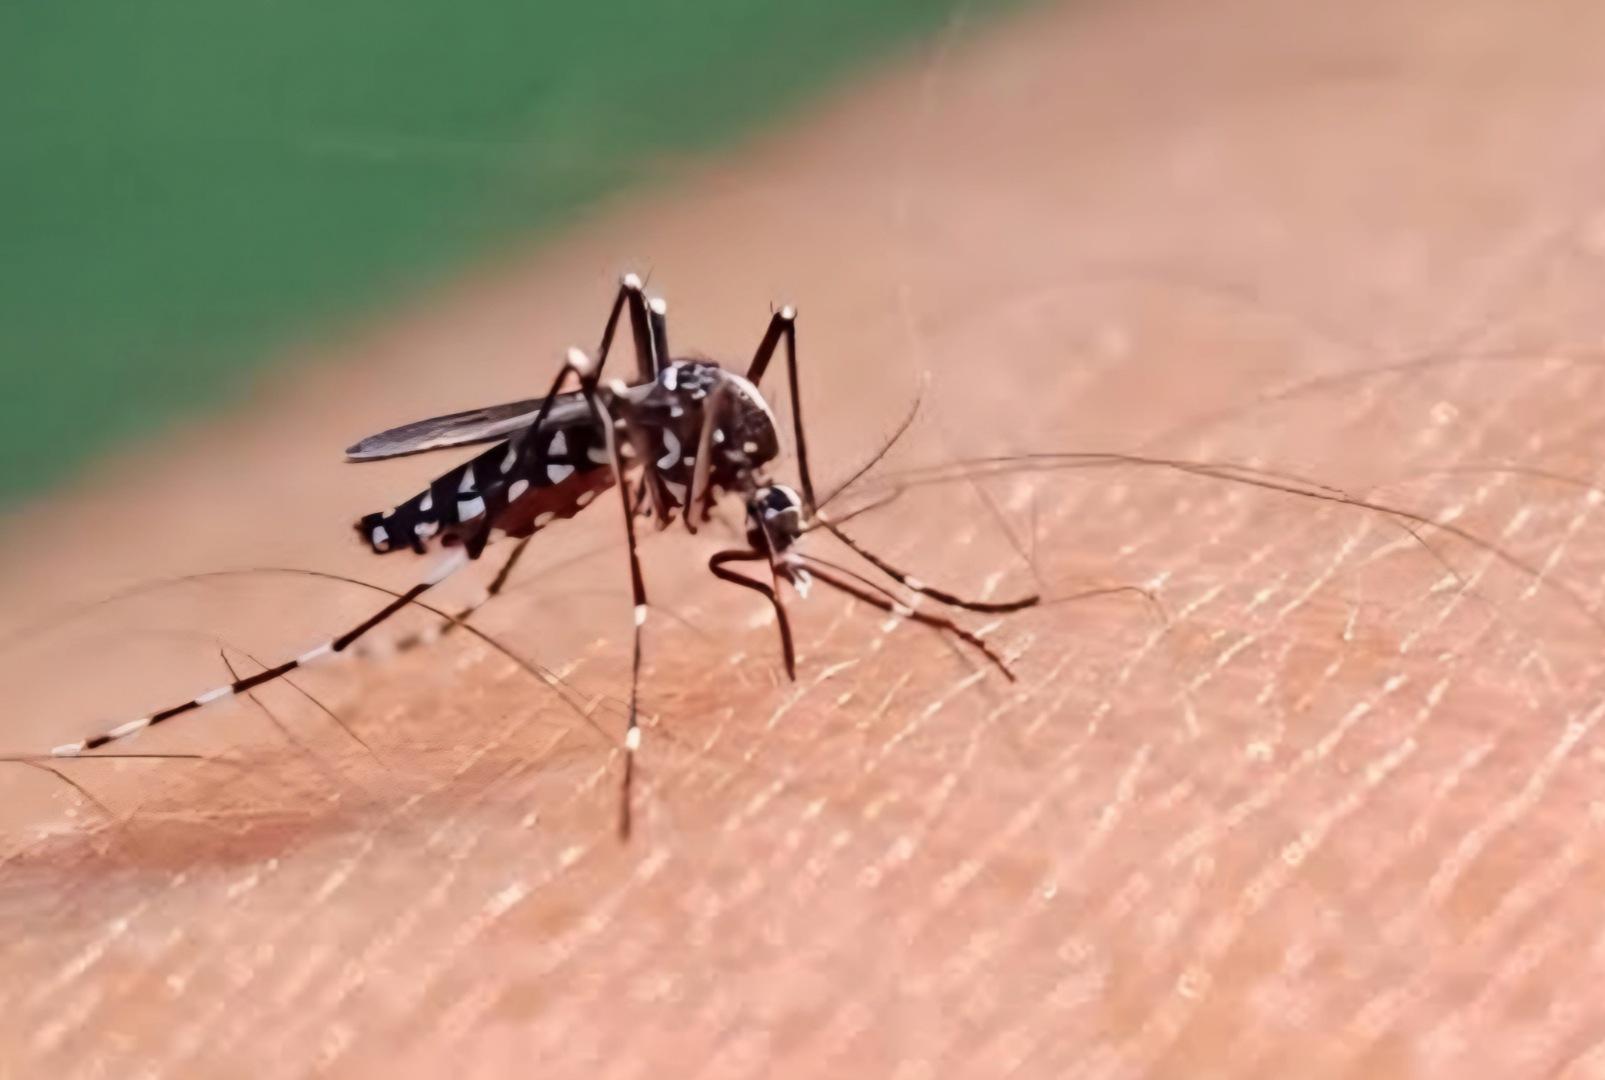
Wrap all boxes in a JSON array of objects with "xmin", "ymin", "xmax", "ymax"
[{"xmin": 345, "ymin": 392, "xmax": 592, "ymax": 461}]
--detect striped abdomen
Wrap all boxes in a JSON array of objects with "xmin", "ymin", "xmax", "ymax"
[{"xmin": 358, "ymin": 414, "xmax": 614, "ymax": 558}]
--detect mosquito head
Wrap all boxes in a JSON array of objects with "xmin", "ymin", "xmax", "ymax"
[
  {"xmin": 747, "ymin": 483, "xmax": 805, "ymax": 554},
  {"xmin": 746, "ymin": 482, "xmax": 812, "ymax": 597}
]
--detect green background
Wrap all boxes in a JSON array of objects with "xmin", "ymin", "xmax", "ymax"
[{"xmin": 1, "ymin": 1, "xmax": 1014, "ymax": 505}]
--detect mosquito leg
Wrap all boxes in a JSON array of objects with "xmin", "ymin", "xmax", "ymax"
[
  {"xmin": 817, "ymin": 519, "xmax": 1039, "ymax": 614},
  {"xmin": 813, "ymin": 379, "xmax": 924, "ymax": 514},
  {"xmin": 405, "ymin": 533, "xmax": 536, "ymax": 651},
  {"xmin": 709, "ymin": 548, "xmax": 797, "ymax": 678},
  {"xmin": 622, "ymin": 275, "xmax": 658, "ymax": 381},
  {"xmin": 799, "ymin": 553, "xmax": 1017, "ymax": 681},
  {"xmin": 647, "ymin": 294, "xmax": 670, "ymax": 369},
  {"xmin": 588, "ymin": 271, "xmax": 659, "ymax": 385},
  {"xmin": 744, "ymin": 306, "xmax": 815, "ymax": 512},
  {"xmin": 230, "ymin": 645, "xmax": 385, "ymax": 763},
  {"xmin": 47, "ymin": 548, "xmax": 471, "ymax": 759},
  {"xmin": 517, "ymin": 272, "xmax": 650, "ymax": 444},
  {"xmin": 629, "ymin": 418, "xmax": 675, "ymax": 529},
  {"xmin": 219, "ymin": 648, "xmax": 355, "ymax": 792},
  {"xmin": 684, "ymin": 382, "xmax": 734, "ymax": 535},
  {"xmin": 603, "ymin": 271, "xmax": 651, "ymax": 381},
  {"xmin": 575, "ymin": 357, "xmax": 653, "ymax": 840}
]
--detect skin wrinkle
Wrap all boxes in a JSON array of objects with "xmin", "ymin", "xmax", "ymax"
[
  {"xmin": 155, "ymin": 707, "xmax": 587, "ymax": 1071},
  {"xmin": 1072, "ymin": 382, "xmax": 1594, "ymax": 962},
  {"xmin": 1120, "ymin": 710, "xmax": 1424, "ymax": 1078}
]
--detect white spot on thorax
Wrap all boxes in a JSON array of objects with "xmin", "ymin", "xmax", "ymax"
[
  {"xmin": 508, "ymin": 478, "xmax": 530, "ymax": 501},
  {"xmin": 658, "ymin": 429, "xmax": 681, "ymax": 470}
]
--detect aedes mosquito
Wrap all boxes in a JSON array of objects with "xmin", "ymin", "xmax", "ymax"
[{"xmin": 41, "ymin": 274, "xmax": 1037, "ymax": 837}]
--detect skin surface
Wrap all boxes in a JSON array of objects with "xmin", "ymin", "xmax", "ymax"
[{"xmin": 6, "ymin": 0, "xmax": 1605, "ymax": 1075}]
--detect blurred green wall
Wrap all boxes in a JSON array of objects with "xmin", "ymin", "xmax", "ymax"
[{"xmin": 1, "ymin": 1, "xmax": 1018, "ymax": 505}]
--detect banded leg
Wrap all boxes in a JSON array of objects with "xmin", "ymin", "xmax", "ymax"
[
  {"xmin": 744, "ymin": 306, "xmax": 816, "ymax": 513},
  {"xmin": 755, "ymin": 344, "xmax": 1034, "ymax": 614},
  {"xmin": 709, "ymin": 549, "xmax": 797, "ymax": 678},
  {"xmin": 575, "ymin": 356, "xmax": 653, "ymax": 839},
  {"xmin": 818, "ymin": 520, "xmax": 1040, "ymax": 614},
  {"xmin": 392, "ymin": 534, "xmax": 535, "ymax": 654},
  {"xmin": 799, "ymin": 553, "xmax": 1017, "ymax": 681},
  {"xmin": 49, "ymin": 549, "xmax": 472, "ymax": 758},
  {"xmin": 590, "ymin": 272, "xmax": 659, "ymax": 386},
  {"xmin": 647, "ymin": 295, "xmax": 670, "ymax": 369},
  {"xmin": 684, "ymin": 380, "xmax": 734, "ymax": 535},
  {"xmin": 634, "ymin": 293, "xmax": 683, "ymax": 528}
]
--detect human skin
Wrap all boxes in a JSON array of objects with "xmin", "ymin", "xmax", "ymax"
[{"xmin": 6, "ymin": 0, "xmax": 1605, "ymax": 1076}]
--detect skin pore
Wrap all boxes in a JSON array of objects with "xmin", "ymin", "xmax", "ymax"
[{"xmin": 6, "ymin": 0, "xmax": 1605, "ymax": 1075}]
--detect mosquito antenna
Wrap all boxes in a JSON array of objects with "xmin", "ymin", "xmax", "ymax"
[
  {"xmin": 966, "ymin": 473, "xmax": 1048, "ymax": 593},
  {"xmin": 96, "ymin": 565, "xmax": 614, "ymax": 743},
  {"xmin": 815, "ymin": 381, "xmax": 925, "ymax": 513},
  {"xmin": 0, "ymin": 509, "xmax": 618, "ymax": 658},
  {"xmin": 809, "ymin": 486, "xmax": 906, "ymax": 530}
]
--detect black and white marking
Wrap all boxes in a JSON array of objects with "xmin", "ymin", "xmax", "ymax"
[{"xmin": 35, "ymin": 275, "xmax": 1037, "ymax": 838}]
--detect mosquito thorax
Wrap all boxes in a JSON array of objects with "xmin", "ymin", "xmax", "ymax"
[{"xmin": 656, "ymin": 360, "xmax": 781, "ymax": 473}]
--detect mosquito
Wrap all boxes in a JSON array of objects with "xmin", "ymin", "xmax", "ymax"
[{"xmin": 38, "ymin": 274, "xmax": 1038, "ymax": 837}]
